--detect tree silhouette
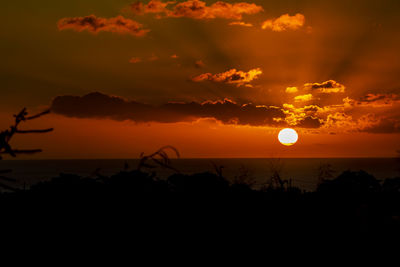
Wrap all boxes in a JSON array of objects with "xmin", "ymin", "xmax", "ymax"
[{"xmin": 0, "ymin": 108, "xmax": 53, "ymax": 190}]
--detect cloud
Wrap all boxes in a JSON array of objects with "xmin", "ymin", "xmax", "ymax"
[
  {"xmin": 129, "ymin": 57, "xmax": 142, "ymax": 63},
  {"xmin": 261, "ymin": 13, "xmax": 305, "ymax": 32},
  {"xmin": 129, "ymin": 53, "xmax": 166, "ymax": 63},
  {"xmin": 304, "ymin": 80, "xmax": 345, "ymax": 93},
  {"xmin": 50, "ymin": 91, "xmax": 400, "ymax": 133},
  {"xmin": 281, "ymin": 104, "xmax": 321, "ymax": 128},
  {"xmin": 148, "ymin": 54, "xmax": 159, "ymax": 61},
  {"xmin": 57, "ymin": 15, "xmax": 150, "ymax": 36},
  {"xmin": 228, "ymin": 21, "xmax": 253, "ymax": 27},
  {"xmin": 297, "ymin": 116, "xmax": 322, "ymax": 128},
  {"xmin": 294, "ymin": 94, "xmax": 313, "ymax": 102},
  {"xmin": 192, "ymin": 68, "xmax": 262, "ymax": 87},
  {"xmin": 171, "ymin": 54, "xmax": 179, "ymax": 59},
  {"xmin": 285, "ymin": 86, "xmax": 298, "ymax": 93},
  {"xmin": 343, "ymin": 94, "xmax": 400, "ymax": 108},
  {"xmin": 130, "ymin": 0, "xmax": 173, "ymax": 16},
  {"xmin": 130, "ymin": 0, "xmax": 263, "ymax": 20},
  {"xmin": 195, "ymin": 60, "xmax": 206, "ymax": 68},
  {"xmin": 320, "ymin": 112, "xmax": 399, "ymax": 133},
  {"xmin": 281, "ymin": 91, "xmax": 400, "ymax": 133},
  {"xmin": 363, "ymin": 117, "xmax": 400, "ymax": 133},
  {"xmin": 51, "ymin": 92, "xmax": 286, "ymax": 127}
]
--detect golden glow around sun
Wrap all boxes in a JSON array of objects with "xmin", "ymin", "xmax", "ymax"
[{"xmin": 278, "ymin": 128, "xmax": 298, "ymax": 146}]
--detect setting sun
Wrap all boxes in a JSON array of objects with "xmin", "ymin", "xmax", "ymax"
[{"xmin": 278, "ymin": 128, "xmax": 298, "ymax": 146}]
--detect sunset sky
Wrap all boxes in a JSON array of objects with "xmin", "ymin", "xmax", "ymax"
[{"xmin": 1, "ymin": 0, "xmax": 400, "ymax": 158}]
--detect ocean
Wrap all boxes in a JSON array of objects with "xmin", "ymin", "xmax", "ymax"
[{"xmin": 0, "ymin": 158, "xmax": 399, "ymax": 191}]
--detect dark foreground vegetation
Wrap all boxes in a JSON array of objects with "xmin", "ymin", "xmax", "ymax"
[
  {"xmin": 1, "ymin": 167, "xmax": 399, "ymax": 237},
  {"xmin": 1, "ymin": 109, "xmax": 399, "ymax": 238}
]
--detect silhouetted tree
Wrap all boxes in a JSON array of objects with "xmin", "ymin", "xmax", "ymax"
[{"xmin": 0, "ymin": 108, "xmax": 53, "ymax": 191}]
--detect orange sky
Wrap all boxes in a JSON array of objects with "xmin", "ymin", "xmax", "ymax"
[{"xmin": 1, "ymin": 0, "xmax": 400, "ymax": 158}]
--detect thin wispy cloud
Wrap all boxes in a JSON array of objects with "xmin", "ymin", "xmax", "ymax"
[{"xmin": 228, "ymin": 21, "xmax": 253, "ymax": 27}]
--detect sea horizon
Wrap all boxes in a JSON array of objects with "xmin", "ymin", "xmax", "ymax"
[
  {"xmin": 2, "ymin": 156, "xmax": 398, "ymax": 160},
  {"xmin": 1, "ymin": 158, "xmax": 398, "ymax": 192}
]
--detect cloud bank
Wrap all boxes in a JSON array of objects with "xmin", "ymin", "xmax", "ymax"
[
  {"xmin": 51, "ymin": 92, "xmax": 286, "ymax": 127},
  {"xmin": 50, "ymin": 91, "xmax": 400, "ymax": 133}
]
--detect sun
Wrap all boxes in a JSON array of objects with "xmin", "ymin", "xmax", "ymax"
[{"xmin": 278, "ymin": 128, "xmax": 298, "ymax": 146}]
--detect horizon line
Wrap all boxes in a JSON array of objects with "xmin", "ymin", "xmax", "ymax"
[{"xmin": 1, "ymin": 157, "xmax": 398, "ymax": 161}]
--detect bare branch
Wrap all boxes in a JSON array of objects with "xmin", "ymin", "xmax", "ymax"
[
  {"xmin": 16, "ymin": 128, "xmax": 54, "ymax": 134},
  {"xmin": 0, "ymin": 108, "xmax": 52, "ymax": 190},
  {"xmin": 0, "ymin": 181, "xmax": 18, "ymax": 192},
  {"xmin": 157, "ymin": 145, "xmax": 180, "ymax": 158},
  {"xmin": 0, "ymin": 176, "xmax": 17, "ymax": 182},
  {"xmin": 1, "ymin": 149, "xmax": 43, "ymax": 155},
  {"xmin": 137, "ymin": 146, "xmax": 180, "ymax": 173},
  {"xmin": 25, "ymin": 109, "xmax": 51, "ymax": 120},
  {"xmin": 0, "ymin": 169, "xmax": 12, "ymax": 174}
]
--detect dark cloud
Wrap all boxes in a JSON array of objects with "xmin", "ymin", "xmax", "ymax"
[
  {"xmin": 194, "ymin": 60, "xmax": 206, "ymax": 68},
  {"xmin": 51, "ymin": 92, "xmax": 400, "ymax": 132},
  {"xmin": 344, "ymin": 93, "xmax": 400, "ymax": 108},
  {"xmin": 304, "ymin": 80, "xmax": 345, "ymax": 93},
  {"xmin": 363, "ymin": 117, "xmax": 400, "ymax": 133},
  {"xmin": 57, "ymin": 15, "xmax": 150, "ymax": 36},
  {"xmin": 51, "ymin": 92, "xmax": 286, "ymax": 127},
  {"xmin": 297, "ymin": 116, "xmax": 322, "ymax": 128}
]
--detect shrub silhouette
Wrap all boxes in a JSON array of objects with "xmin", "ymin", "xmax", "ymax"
[
  {"xmin": 0, "ymin": 161, "xmax": 399, "ymax": 235},
  {"xmin": 383, "ymin": 177, "xmax": 400, "ymax": 193},
  {"xmin": 317, "ymin": 170, "xmax": 381, "ymax": 194},
  {"xmin": 106, "ymin": 170, "xmax": 169, "ymax": 194},
  {"xmin": 168, "ymin": 172, "xmax": 230, "ymax": 194}
]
